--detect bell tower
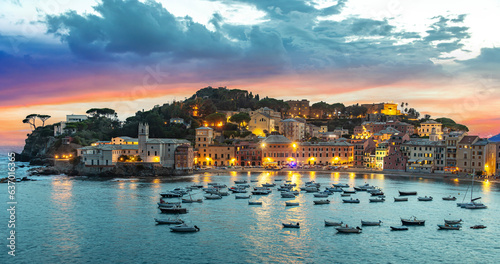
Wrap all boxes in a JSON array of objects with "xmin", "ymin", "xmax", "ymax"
[{"xmin": 138, "ymin": 123, "xmax": 149, "ymax": 159}]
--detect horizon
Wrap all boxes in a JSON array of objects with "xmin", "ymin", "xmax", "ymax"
[{"xmin": 1, "ymin": 0, "xmax": 500, "ymax": 146}]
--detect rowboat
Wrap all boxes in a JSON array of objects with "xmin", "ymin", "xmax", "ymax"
[
  {"xmin": 417, "ymin": 196, "xmax": 433, "ymax": 201},
  {"xmin": 204, "ymin": 194, "xmax": 222, "ymax": 200},
  {"xmin": 444, "ymin": 219, "xmax": 462, "ymax": 224},
  {"xmin": 399, "ymin": 191, "xmax": 417, "ymax": 196},
  {"xmin": 437, "ymin": 224, "xmax": 461, "ymax": 230},
  {"xmin": 154, "ymin": 218, "xmax": 184, "ymax": 225},
  {"xmin": 314, "ymin": 199, "xmax": 330, "ymax": 205},
  {"xmin": 282, "ymin": 223, "xmax": 300, "ymax": 228},
  {"xmin": 394, "ymin": 197, "xmax": 408, "ymax": 202},
  {"xmin": 470, "ymin": 225, "xmax": 486, "ymax": 229},
  {"xmin": 336, "ymin": 225, "xmax": 362, "ymax": 233},
  {"xmin": 342, "ymin": 198, "xmax": 360, "ymax": 203},
  {"xmin": 170, "ymin": 224, "xmax": 200, "ymax": 232},
  {"xmin": 442, "ymin": 196, "xmax": 457, "ymax": 201},
  {"xmin": 324, "ymin": 220, "xmax": 343, "ymax": 226},
  {"xmin": 361, "ymin": 220, "xmax": 382, "ymax": 226},
  {"xmin": 401, "ymin": 216, "xmax": 425, "ymax": 226},
  {"xmin": 390, "ymin": 226, "xmax": 408, "ymax": 231}
]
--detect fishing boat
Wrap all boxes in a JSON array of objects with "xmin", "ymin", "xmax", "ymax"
[
  {"xmin": 399, "ymin": 191, "xmax": 417, "ymax": 196},
  {"xmin": 324, "ymin": 220, "xmax": 343, "ymax": 226},
  {"xmin": 369, "ymin": 197, "xmax": 385, "ymax": 203},
  {"xmin": 361, "ymin": 220, "xmax": 382, "ymax": 226},
  {"xmin": 444, "ymin": 219, "xmax": 462, "ymax": 224},
  {"xmin": 282, "ymin": 223, "xmax": 300, "ymax": 228},
  {"xmin": 401, "ymin": 216, "xmax": 425, "ymax": 226},
  {"xmin": 159, "ymin": 205, "xmax": 188, "ymax": 214},
  {"xmin": 248, "ymin": 201, "xmax": 263, "ymax": 205},
  {"xmin": 314, "ymin": 199, "xmax": 330, "ymax": 205},
  {"xmin": 336, "ymin": 225, "xmax": 362, "ymax": 233},
  {"xmin": 154, "ymin": 218, "xmax": 184, "ymax": 225},
  {"xmin": 285, "ymin": 202, "xmax": 299, "ymax": 206},
  {"xmin": 390, "ymin": 226, "xmax": 408, "ymax": 231},
  {"xmin": 204, "ymin": 194, "xmax": 222, "ymax": 200},
  {"xmin": 437, "ymin": 224, "xmax": 461, "ymax": 230},
  {"xmin": 235, "ymin": 195, "xmax": 252, "ymax": 199},
  {"xmin": 342, "ymin": 198, "xmax": 360, "ymax": 203},
  {"xmin": 170, "ymin": 224, "xmax": 200, "ymax": 232},
  {"xmin": 418, "ymin": 196, "xmax": 433, "ymax": 201},
  {"xmin": 442, "ymin": 196, "xmax": 457, "ymax": 201},
  {"xmin": 394, "ymin": 197, "xmax": 408, "ymax": 202},
  {"xmin": 470, "ymin": 225, "xmax": 486, "ymax": 229}
]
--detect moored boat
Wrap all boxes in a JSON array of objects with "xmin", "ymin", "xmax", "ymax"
[
  {"xmin": 204, "ymin": 194, "xmax": 222, "ymax": 200},
  {"xmin": 281, "ymin": 192, "xmax": 296, "ymax": 198},
  {"xmin": 154, "ymin": 218, "xmax": 184, "ymax": 225},
  {"xmin": 399, "ymin": 191, "xmax": 417, "ymax": 196},
  {"xmin": 251, "ymin": 190, "xmax": 271, "ymax": 195},
  {"xmin": 159, "ymin": 206, "xmax": 188, "ymax": 214},
  {"xmin": 248, "ymin": 201, "xmax": 262, "ymax": 205},
  {"xmin": 285, "ymin": 202, "xmax": 299, "ymax": 206},
  {"xmin": 369, "ymin": 198, "xmax": 385, "ymax": 203},
  {"xmin": 390, "ymin": 226, "xmax": 408, "ymax": 231},
  {"xmin": 234, "ymin": 180, "xmax": 247, "ymax": 184},
  {"xmin": 324, "ymin": 220, "xmax": 343, "ymax": 226},
  {"xmin": 470, "ymin": 225, "xmax": 486, "ymax": 229},
  {"xmin": 182, "ymin": 198, "xmax": 203, "ymax": 203},
  {"xmin": 282, "ymin": 223, "xmax": 300, "ymax": 228},
  {"xmin": 313, "ymin": 193, "xmax": 330, "ymax": 198},
  {"xmin": 340, "ymin": 193, "xmax": 351, "ymax": 197},
  {"xmin": 444, "ymin": 219, "xmax": 462, "ymax": 224},
  {"xmin": 417, "ymin": 196, "xmax": 433, "ymax": 201},
  {"xmin": 401, "ymin": 216, "xmax": 425, "ymax": 226},
  {"xmin": 437, "ymin": 224, "xmax": 461, "ymax": 230},
  {"xmin": 314, "ymin": 199, "xmax": 330, "ymax": 205},
  {"xmin": 343, "ymin": 198, "xmax": 360, "ymax": 203},
  {"xmin": 442, "ymin": 196, "xmax": 457, "ymax": 201},
  {"xmin": 336, "ymin": 225, "xmax": 362, "ymax": 233},
  {"xmin": 235, "ymin": 195, "xmax": 252, "ymax": 199},
  {"xmin": 170, "ymin": 224, "xmax": 200, "ymax": 232},
  {"xmin": 361, "ymin": 220, "xmax": 382, "ymax": 226},
  {"xmin": 394, "ymin": 197, "xmax": 408, "ymax": 202},
  {"xmin": 332, "ymin": 183, "xmax": 349, "ymax": 188}
]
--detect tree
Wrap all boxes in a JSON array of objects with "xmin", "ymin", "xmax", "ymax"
[
  {"xmin": 23, "ymin": 114, "xmax": 38, "ymax": 130},
  {"xmin": 204, "ymin": 112, "xmax": 226, "ymax": 126},
  {"xmin": 424, "ymin": 114, "xmax": 431, "ymax": 120},
  {"xmin": 38, "ymin": 114, "xmax": 51, "ymax": 126},
  {"xmin": 229, "ymin": 112, "xmax": 251, "ymax": 129},
  {"xmin": 86, "ymin": 108, "xmax": 117, "ymax": 119}
]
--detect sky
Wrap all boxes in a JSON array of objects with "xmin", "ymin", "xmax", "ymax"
[{"xmin": 1, "ymin": 0, "xmax": 500, "ymax": 146}]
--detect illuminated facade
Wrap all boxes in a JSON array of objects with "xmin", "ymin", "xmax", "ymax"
[
  {"xmin": 286, "ymin": 99, "xmax": 310, "ymax": 118},
  {"xmin": 235, "ymin": 141, "xmax": 262, "ymax": 167},
  {"xmin": 418, "ymin": 120, "xmax": 443, "ymax": 138},
  {"xmin": 279, "ymin": 119, "xmax": 306, "ymax": 141},
  {"xmin": 362, "ymin": 103, "xmax": 401, "ymax": 116},
  {"xmin": 248, "ymin": 112, "xmax": 276, "ymax": 137}
]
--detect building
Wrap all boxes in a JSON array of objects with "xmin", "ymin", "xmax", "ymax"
[
  {"xmin": 357, "ymin": 121, "xmax": 415, "ymax": 137},
  {"xmin": 248, "ymin": 112, "xmax": 276, "ymax": 137},
  {"xmin": 456, "ymin": 136, "xmax": 479, "ymax": 174},
  {"xmin": 286, "ymin": 99, "xmax": 310, "ymax": 118},
  {"xmin": 67, "ymin": 114, "xmax": 88, "ymax": 123},
  {"xmin": 383, "ymin": 145, "xmax": 407, "ymax": 171},
  {"xmin": 195, "ymin": 126, "xmax": 236, "ymax": 167},
  {"xmin": 235, "ymin": 141, "xmax": 262, "ymax": 167},
  {"xmin": 444, "ymin": 131, "xmax": 466, "ymax": 172},
  {"xmin": 261, "ymin": 135, "xmax": 294, "ymax": 167},
  {"xmin": 295, "ymin": 141, "xmax": 354, "ymax": 166},
  {"xmin": 375, "ymin": 141, "xmax": 389, "ymax": 169},
  {"xmin": 361, "ymin": 103, "xmax": 401, "ymax": 116},
  {"xmin": 77, "ymin": 144, "xmax": 139, "ymax": 167},
  {"xmin": 351, "ymin": 138, "xmax": 376, "ymax": 168},
  {"xmin": 279, "ymin": 119, "xmax": 306, "ymax": 142},
  {"xmin": 111, "ymin": 136, "xmax": 138, "ymax": 145},
  {"xmin": 174, "ymin": 145, "xmax": 194, "ymax": 170},
  {"xmin": 195, "ymin": 127, "xmax": 215, "ymax": 148},
  {"xmin": 419, "ymin": 120, "xmax": 443, "ymax": 138},
  {"xmin": 54, "ymin": 114, "xmax": 89, "ymax": 136},
  {"xmin": 401, "ymin": 139, "xmax": 444, "ymax": 173}
]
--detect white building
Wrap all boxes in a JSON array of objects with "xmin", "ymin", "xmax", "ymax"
[{"xmin": 279, "ymin": 119, "xmax": 305, "ymax": 142}]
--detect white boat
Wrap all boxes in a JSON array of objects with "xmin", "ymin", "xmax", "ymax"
[
  {"xmin": 394, "ymin": 197, "xmax": 408, "ymax": 202},
  {"xmin": 442, "ymin": 196, "xmax": 457, "ymax": 201},
  {"xmin": 336, "ymin": 225, "xmax": 362, "ymax": 233},
  {"xmin": 204, "ymin": 194, "xmax": 222, "ymax": 200},
  {"xmin": 417, "ymin": 196, "xmax": 433, "ymax": 201},
  {"xmin": 354, "ymin": 184, "xmax": 375, "ymax": 191},
  {"xmin": 444, "ymin": 219, "xmax": 463, "ymax": 224},
  {"xmin": 282, "ymin": 223, "xmax": 300, "ymax": 228},
  {"xmin": 248, "ymin": 201, "xmax": 262, "ymax": 205},
  {"xmin": 281, "ymin": 192, "xmax": 296, "ymax": 198},
  {"xmin": 361, "ymin": 220, "xmax": 382, "ymax": 226},
  {"xmin": 369, "ymin": 198, "xmax": 385, "ymax": 202},
  {"xmin": 313, "ymin": 193, "xmax": 329, "ymax": 198},
  {"xmin": 235, "ymin": 195, "xmax": 252, "ymax": 199},
  {"xmin": 458, "ymin": 175, "xmax": 487, "ymax": 210},
  {"xmin": 401, "ymin": 216, "xmax": 425, "ymax": 226},
  {"xmin": 465, "ymin": 203, "xmax": 487, "ymax": 209},
  {"xmin": 304, "ymin": 186, "xmax": 319, "ymax": 192},
  {"xmin": 332, "ymin": 183, "xmax": 349, "ymax": 188},
  {"xmin": 437, "ymin": 224, "xmax": 461, "ymax": 230},
  {"xmin": 154, "ymin": 218, "xmax": 184, "ymax": 225},
  {"xmin": 262, "ymin": 183, "xmax": 276, "ymax": 187},
  {"xmin": 285, "ymin": 202, "xmax": 299, "ymax": 206},
  {"xmin": 314, "ymin": 199, "xmax": 330, "ymax": 205},
  {"xmin": 343, "ymin": 198, "xmax": 360, "ymax": 203},
  {"xmin": 170, "ymin": 224, "xmax": 200, "ymax": 232},
  {"xmin": 324, "ymin": 220, "xmax": 343, "ymax": 226}
]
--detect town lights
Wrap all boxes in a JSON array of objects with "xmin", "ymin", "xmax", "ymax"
[
  {"xmin": 55, "ymin": 155, "xmax": 59, "ymax": 159},
  {"xmin": 292, "ymin": 143, "xmax": 297, "ymax": 148},
  {"xmin": 261, "ymin": 143, "xmax": 266, "ymax": 148}
]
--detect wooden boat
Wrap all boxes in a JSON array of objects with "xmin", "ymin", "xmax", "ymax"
[
  {"xmin": 282, "ymin": 223, "xmax": 300, "ymax": 228},
  {"xmin": 159, "ymin": 206, "xmax": 188, "ymax": 214},
  {"xmin": 155, "ymin": 218, "xmax": 184, "ymax": 225},
  {"xmin": 235, "ymin": 195, "xmax": 252, "ymax": 199},
  {"xmin": 369, "ymin": 198, "xmax": 385, "ymax": 203},
  {"xmin": 336, "ymin": 225, "xmax": 362, "ymax": 233},
  {"xmin": 442, "ymin": 196, "xmax": 457, "ymax": 201},
  {"xmin": 285, "ymin": 202, "xmax": 299, "ymax": 206},
  {"xmin": 417, "ymin": 196, "xmax": 433, "ymax": 201},
  {"xmin": 394, "ymin": 197, "xmax": 408, "ymax": 202},
  {"xmin": 390, "ymin": 226, "xmax": 408, "ymax": 231},
  {"xmin": 343, "ymin": 198, "xmax": 360, "ymax": 203},
  {"xmin": 324, "ymin": 220, "xmax": 343, "ymax": 226},
  {"xmin": 470, "ymin": 225, "xmax": 486, "ymax": 229},
  {"xmin": 248, "ymin": 201, "xmax": 262, "ymax": 205},
  {"xmin": 401, "ymin": 216, "xmax": 425, "ymax": 226},
  {"xmin": 361, "ymin": 220, "xmax": 382, "ymax": 226},
  {"xmin": 314, "ymin": 199, "xmax": 330, "ymax": 205},
  {"xmin": 399, "ymin": 191, "xmax": 417, "ymax": 196},
  {"xmin": 444, "ymin": 219, "xmax": 462, "ymax": 224},
  {"xmin": 437, "ymin": 224, "xmax": 461, "ymax": 230},
  {"xmin": 170, "ymin": 224, "xmax": 200, "ymax": 232},
  {"xmin": 204, "ymin": 194, "xmax": 222, "ymax": 200}
]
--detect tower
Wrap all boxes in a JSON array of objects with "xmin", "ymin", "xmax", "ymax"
[{"xmin": 138, "ymin": 123, "xmax": 149, "ymax": 160}]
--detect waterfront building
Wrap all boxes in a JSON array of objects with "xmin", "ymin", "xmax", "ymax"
[
  {"xmin": 235, "ymin": 141, "xmax": 262, "ymax": 167},
  {"xmin": 286, "ymin": 99, "xmax": 310, "ymax": 118},
  {"xmin": 279, "ymin": 119, "xmax": 306, "ymax": 142},
  {"xmin": 77, "ymin": 144, "xmax": 139, "ymax": 167},
  {"xmin": 261, "ymin": 135, "xmax": 293, "ymax": 167},
  {"xmin": 375, "ymin": 141, "xmax": 389, "ymax": 169},
  {"xmin": 195, "ymin": 126, "xmax": 236, "ymax": 167},
  {"xmin": 383, "ymin": 145, "xmax": 407, "ymax": 171},
  {"xmin": 295, "ymin": 141, "xmax": 354, "ymax": 166},
  {"xmin": 358, "ymin": 120, "xmax": 415, "ymax": 137},
  {"xmin": 174, "ymin": 145, "xmax": 194, "ymax": 170},
  {"xmin": 363, "ymin": 146, "xmax": 377, "ymax": 168},
  {"xmin": 444, "ymin": 131, "xmax": 466, "ymax": 172},
  {"xmin": 401, "ymin": 139, "xmax": 444, "ymax": 173}
]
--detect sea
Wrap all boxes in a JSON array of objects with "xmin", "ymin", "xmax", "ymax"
[{"xmin": 1, "ymin": 147, "xmax": 499, "ymax": 264}]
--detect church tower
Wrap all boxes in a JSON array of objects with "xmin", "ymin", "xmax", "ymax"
[{"xmin": 138, "ymin": 123, "xmax": 149, "ymax": 160}]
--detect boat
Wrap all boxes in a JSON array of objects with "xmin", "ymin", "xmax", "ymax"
[
  {"xmin": 187, "ymin": 183, "xmax": 204, "ymax": 189},
  {"xmin": 390, "ymin": 226, "xmax": 408, "ymax": 231},
  {"xmin": 361, "ymin": 220, "xmax": 382, "ymax": 226},
  {"xmin": 207, "ymin": 183, "xmax": 226, "ymax": 188},
  {"xmin": 401, "ymin": 216, "xmax": 425, "ymax": 226},
  {"xmin": 465, "ymin": 203, "xmax": 487, "ymax": 209},
  {"xmin": 444, "ymin": 219, "xmax": 462, "ymax": 224},
  {"xmin": 285, "ymin": 202, "xmax": 299, "ymax": 206},
  {"xmin": 371, "ymin": 191, "xmax": 385, "ymax": 196},
  {"xmin": 394, "ymin": 197, "xmax": 408, "ymax": 202},
  {"xmin": 343, "ymin": 198, "xmax": 360, "ymax": 203},
  {"xmin": 251, "ymin": 190, "xmax": 271, "ymax": 195},
  {"xmin": 235, "ymin": 195, "xmax": 252, "ymax": 199},
  {"xmin": 304, "ymin": 186, "xmax": 319, "ymax": 192},
  {"xmin": 274, "ymin": 179, "xmax": 283, "ymax": 182},
  {"xmin": 170, "ymin": 224, "xmax": 200, "ymax": 232},
  {"xmin": 442, "ymin": 196, "xmax": 457, "ymax": 201},
  {"xmin": 182, "ymin": 198, "xmax": 203, "ymax": 203},
  {"xmin": 314, "ymin": 199, "xmax": 330, "ymax": 205},
  {"xmin": 204, "ymin": 194, "xmax": 222, "ymax": 200},
  {"xmin": 157, "ymin": 201, "xmax": 181, "ymax": 208},
  {"xmin": 332, "ymin": 183, "xmax": 349, "ymax": 188},
  {"xmin": 234, "ymin": 180, "xmax": 247, "ymax": 184},
  {"xmin": 470, "ymin": 225, "xmax": 486, "ymax": 229},
  {"xmin": 160, "ymin": 192, "xmax": 183, "ymax": 198},
  {"xmin": 282, "ymin": 223, "xmax": 300, "ymax": 228},
  {"xmin": 281, "ymin": 192, "xmax": 296, "ymax": 198},
  {"xmin": 325, "ymin": 187, "xmax": 343, "ymax": 192},
  {"xmin": 354, "ymin": 183, "xmax": 376, "ymax": 191},
  {"xmin": 250, "ymin": 179, "xmax": 259, "ymax": 182},
  {"xmin": 159, "ymin": 205, "xmax": 188, "ymax": 214},
  {"xmin": 399, "ymin": 191, "xmax": 417, "ymax": 196},
  {"xmin": 336, "ymin": 225, "xmax": 362, "ymax": 233},
  {"xmin": 418, "ymin": 196, "xmax": 433, "ymax": 201},
  {"xmin": 340, "ymin": 193, "xmax": 351, "ymax": 197},
  {"xmin": 313, "ymin": 193, "xmax": 329, "ymax": 198},
  {"xmin": 154, "ymin": 218, "xmax": 184, "ymax": 225},
  {"xmin": 262, "ymin": 183, "xmax": 276, "ymax": 187},
  {"xmin": 343, "ymin": 190, "xmax": 357, "ymax": 194},
  {"xmin": 254, "ymin": 187, "xmax": 272, "ymax": 191},
  {"xmin": 437, "ymin": 224, "xmax": 461, "ymax": 230},
  {"xmin": 237, "ymin": 184, "xmax": 250, "ymax": 188},
  {"xmin": 229, "ymin": 187, "xmax": 247, "ymax": 193},
  {"xmin": 324, "ymin": 220, "xmax": 343, "ymax": 226},
  {"xmin": 369, "ymin": 198, "xmax": 385, "ymax": 203},
  {"xmin": 248, "ymin": 201, "xmax": 262, "ymax": 205}
]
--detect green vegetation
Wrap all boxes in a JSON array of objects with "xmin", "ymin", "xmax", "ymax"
[{"xmin": 435, "ymin": 118, "xmax": 469, "ymax": 132}]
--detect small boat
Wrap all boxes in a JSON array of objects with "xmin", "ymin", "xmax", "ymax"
[
  {"xmin": 399, "ymin": 191, "xmax": 417, "ymax": 196},
  {"xmin": 417, "ymin": 196, "xmax": 433, "ymax": 201},
  {"xmin": 204, "ymin": 194, "xmax": 222, "ymax": 200},
  {"xmin": 182, "ymin": 198, "xmax": 203, "ymax": 203},
  {"xmin": 343, "ymin": 198, "xmax": 360, "ymax": 203},
  {"xmin": 444, "ymin": 219, "xmax": 462, "ymax": 225},
  {"xmin": 159, "ymin": 206, "xmax": 188, "ymax": 214},
  {"xmin": 465, "ymin": 203, "xmax": 487, "ymax": 209},
  {"xmin": 285, "ymin": 202, "xmax": 299, "ymax": 206},
  {"xmin": 229, "ymin": 187, "xmax": 247, "ymax": 193},
  {"xmin": 250, "ymin": 179, "xmax": 259, "ymax": 182},
  {"xmin": 340, "ymin": 193, "xmax": 351, "ymax": 197},
  {"xmin": 354, "ymin": 184, "xmax": 375, "ymax": 191},
  {"xmin": 313, "ymin": 193, "xmax": 330, "ymax": 198},
  {"xmin": 394, "ymin": 197, "xmax": 408, "ymax": 202},
  {"xmin": 251, "ymin": 190, "xmax": 271, "ymax": 195},
  {"xmin": 325, "ymin": 187, "xmax": 343, "ymax": 192},
  {"xmin": 371, "ymin": 191, "xmax": 385, "ymax": 196},
  {"xmin": 187, "ymin": 183, "xmax": 204, "ymax": 189},
  {"xmin": 170, "ymin": 224, "xmax": 200, "ymax": 232},
  {"xmin": 336, "ymin": 225, "xmax": 362, "ymax": 233},
  {"xmin": 157, "ymin": 201, "xmax": 181, "ymax": 208},
  {"xmin": 437, "ymin": 224, "xmax": 461, "ymax": 230},
  {"xmin": 442, "ymin": 196, "xmax": 457, "ymax": 201},
  {"xmin": 470, "ymin": 225, "xmax": 486, "ymax": 229},
  {"xmin": 332, "ymin": 183, "xmax": 349, "ymax": 188},
  {"xmin": 234, "ymin": 180, "xmax": 247, "ymax": 184},
  {"xmin": 281, "ymin": 192, "xmax": 296, "ymax": 198},
  {"xmin": 248, "ymin": 201, "xmax": 262, "ymax": 205},
  {"xmin": 401, "ymin": 216, "xmax": 425, "ymax": 226},
  {"xmin": 324, "ymin": 220, "xmax": 343, "ymax": 226},
  {"xmin": 160, "ymin": 192, "xmax": 183, "ymax": 198},
  {"xmin": 235, "ymin": 195, "xmax": 252, "ymax": 199},
  {"xmin": 361, "ymin": 220, "xmax": 382, "ymax": 226},
  {"xmin": 237, "ymin": 184, "xmax": 250, "ymax": 188},
  {"xmin": 254, "ymin": 187, "xmax": 272, "ymax": 191},
  {"xmin": 369, "ymin": 198, "xmax": 385, "ymax": 203},
  {"xmin": 304, "ymin": 186, "xmax": 319, "ymax": 192},
  {"xmin": 390, "ymin": 226, "xmax": 408, "ymax": 231},
  {"xmin": 274, "ymin": 179, "xmax": 283, "ymax": 182},
  {"xmin": 262, "ymin": 183, "xmax": 276, "ymax": 187},
  {"xmin": 218, "ymin": 191, "xmax": 230, "ymax": 196},
  {"xmin": 154, "ymin": 218, "xmax": 184, "ymax": 225},
  {"xmin": 208, "ymin": 183, "xmax": 226, "ymax": 188},
  {"xmin": 282, "ymin": 223, "xmax": 300, "ymax": 228},
  {"xmin": 314, "ymin": 199, "xmax": 330, "ymax": 205},
  {"xmin": 343, "ymin": 190, "xmax": 357, "ymax": 194}
]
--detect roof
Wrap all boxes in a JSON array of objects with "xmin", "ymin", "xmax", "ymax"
[
  {"xmin": 196, "ymin": 127, "xmax": 213, "ymax": 130},
  {"xmin": 300, "ymin": 141, "xmax": 352, "ymax": 146},
  {"xmin": 421, "ymin": 120, "xmax": 441, "ymax": 124},
  {"xmin": 459, "ymin": 136, "xmax": 479, "ymax": 145},
  {"xmin": 146, "ymin": 138, "xmax": 190, "ymax": 144},
  {"xmin": 262, "ymin": 135, "xmax": 292, "ymax": 144},
  {"xmin": 280, "ymin": 118, "xmax": 300, "ymax": 122},
  {"xmin": 489, "ymin": 133, "xmax": 500, "ymax": 142},
  {"xmin": 402, "ymin": 139, "xmax": 444, "ymax": 147},
  {"xmin": 472, "ymin": 139, "xmax": 489, "ymax": 146}
]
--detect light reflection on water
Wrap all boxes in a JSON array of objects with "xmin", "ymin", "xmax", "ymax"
[{"xmin": 5, "ymin": 171, "xmax": 500, "ymax": 263}]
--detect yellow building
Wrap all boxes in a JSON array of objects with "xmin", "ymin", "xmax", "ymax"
[
  {"xmin": 380, "ymin": 103, "xmax": 401, "ymax": 116},
  {"xmin": 248, "ymin": 112, "xmax": 276, "ymax": 137},
  {"xmin": 419, "ymin": 120, "xmax": 443, "ymax": 137}
]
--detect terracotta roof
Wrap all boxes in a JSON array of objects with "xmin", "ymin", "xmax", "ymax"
[
  {"xmin": 262, "ymin": 135, "xmax": 292, "ymax": 144},
  {"xmin": 458, "ymin": 136, "xmax": 479, "ymax": 145}
]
